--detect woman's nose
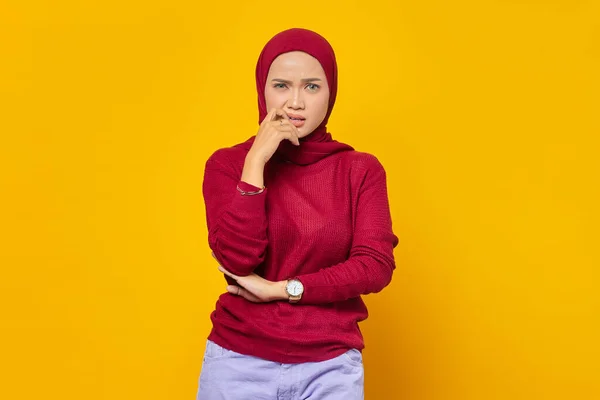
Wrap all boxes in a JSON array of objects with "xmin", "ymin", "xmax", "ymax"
[{"xmin": 287, "ymin": 89, "xmax": 304, "ymax": 109}]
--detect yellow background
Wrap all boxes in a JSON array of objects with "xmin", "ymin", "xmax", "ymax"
[{"xmin": 1, "ymin": 1, "xmax": 599, "ymax": 399}]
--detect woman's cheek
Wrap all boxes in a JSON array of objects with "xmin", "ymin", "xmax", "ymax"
[{"xmin": 266, "ymin": 91, "xmax": 285, "ymax": 109}]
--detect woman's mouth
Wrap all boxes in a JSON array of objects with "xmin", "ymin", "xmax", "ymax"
[
  {"xmin": 287, "ymin": 113, "xmax": 305, "ymax": 128},
  {"xmin": 289, "ymin": 118, "xmax": 305, "ymax": 128}
]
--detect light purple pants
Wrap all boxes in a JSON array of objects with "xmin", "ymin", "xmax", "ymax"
[{"xmin": 196, "ymin": 340, "xmax": 364, "ymax": 400}]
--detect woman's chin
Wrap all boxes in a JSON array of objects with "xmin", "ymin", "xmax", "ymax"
[{"xmin": 298, "ymin": 127, "xmax": 316, "ymax": 139}]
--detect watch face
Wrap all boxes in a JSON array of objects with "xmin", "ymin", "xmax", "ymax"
[{"xmin": 287, "ymin": 280, "xmax": 304, "ymax": 296}]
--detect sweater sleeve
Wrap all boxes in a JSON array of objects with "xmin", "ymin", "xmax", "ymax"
[
  {"xmin": 202, "ymin": 150, "xmax": 268, "ymax": 277},
  {"xmin": 295, "ymin": 157, "xmax": 399, "ymax": 304}
]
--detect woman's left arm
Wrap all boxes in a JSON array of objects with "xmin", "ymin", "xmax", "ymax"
[{"xmin": 294, "ymin": 157, "xmax": 399, "ymax": 304}]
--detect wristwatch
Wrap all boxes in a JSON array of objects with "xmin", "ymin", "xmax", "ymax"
[{"xmin": 285, "ymin": 278, "xmax": 304, "ymax": 303}]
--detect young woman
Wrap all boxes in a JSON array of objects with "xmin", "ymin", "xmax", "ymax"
[{"xmin": 197, "ymin": 28, "xmax": 399, "ymax": 400}]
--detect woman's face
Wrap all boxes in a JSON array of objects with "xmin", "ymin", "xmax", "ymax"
[{"xmin": 264, "ymin": 51, "xmax": 330, "ymax": 138}]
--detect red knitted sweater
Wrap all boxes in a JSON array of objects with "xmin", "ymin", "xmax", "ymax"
[{"xmin": 202, "ymin": 136, "xmax": 399, "ymax": 364}]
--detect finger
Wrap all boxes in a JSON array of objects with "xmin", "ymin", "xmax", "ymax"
[
  {"xmin": 261, "ymin": 108, "xmax": 278, "ymax": 125},
  {"xmin": 272, "ymin": 108, "xmax": 290, "ymax": 122},
  {"xmin": 226, "ymin": 285, "xmax": 239, "ymax": 295},
  {"xmin": 244, "ymin": 290, "xmax": 262, "ymax": 302},
  {"xmin": 218, "ymin": 265, "xmax": 239, "ymax": 280},
  {"xmin": 226, "ymin": 285, "xmax": 262, "ymax": 302},
  {"xmin": 276, "ymin": 119, "xmax": 301, "ymax": 143},
  {"xmin": 277, "ymin": 129, "xmax": 300, "ymax": 146},
  {"xmin": 270, "ymin": 121, "xmax": 296, "ymax": 131},
  {"xmin": 268, "ymin": 122, "xmax": 299, "ymax": 144},
  {"xmin": 273, "ymin": 121, "xmax": 298, "ymax": 135}
]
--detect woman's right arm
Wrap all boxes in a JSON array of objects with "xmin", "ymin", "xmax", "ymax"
[
  {"xmin": 203, "ymin": 108, "xmax": 300, "ymax": 277},
  {"xmin": 203, "ymin": 152, "xmax": 269, "ymax": 277}
]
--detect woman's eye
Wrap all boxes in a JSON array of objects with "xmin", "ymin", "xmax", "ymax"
[
  {"xmin": 306, "ymin": 83, "xmax": 320, "ymax": 91},
  {"xmin": 274, "ymin": 83, "xmax": 287, "ymax": 89}
]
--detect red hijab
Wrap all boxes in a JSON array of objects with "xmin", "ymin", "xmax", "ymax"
[{"xmin": 238, "ymin": 28, "xmax": 353, "ymax": 165}]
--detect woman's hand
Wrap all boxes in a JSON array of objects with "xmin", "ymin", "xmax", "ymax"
[
  {"xmin": 247, "ymin": 108, "xmax": 301, "ymax": 166},
  {"xmin": 241, "ymin": 108, "xmax": 301, "ymax": 188},
  {"xmin": 212, "ymin": 252, "xmax": 287, "ymax": 303}
]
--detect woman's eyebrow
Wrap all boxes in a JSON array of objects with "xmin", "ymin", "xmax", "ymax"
[{"xmin": 272, "ymin": 78, "xmax": 322, "ymax": 83}]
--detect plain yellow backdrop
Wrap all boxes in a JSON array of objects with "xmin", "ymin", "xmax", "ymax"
[{"xmin": 1, "ymin": 1, "xmax": 599, "ymax": 399}]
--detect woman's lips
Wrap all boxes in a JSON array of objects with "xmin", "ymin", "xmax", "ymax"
[
  {"xmin": 290, "ymin": 119, "xmax": 305, "ymax": 128},
  {"xmin": 286, "ymin": 113, "xmax": 305, "ymax": 128}
]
